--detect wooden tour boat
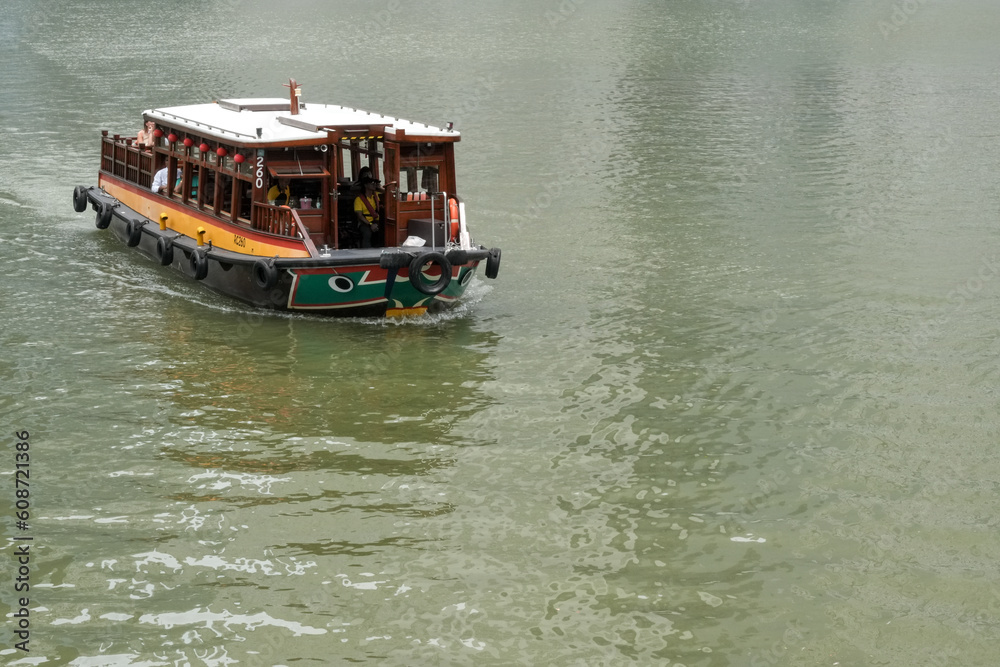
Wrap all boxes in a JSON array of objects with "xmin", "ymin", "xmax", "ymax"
[{"xmin": 73, "ymin": 79, "xmax": 501, "ymax": 318}]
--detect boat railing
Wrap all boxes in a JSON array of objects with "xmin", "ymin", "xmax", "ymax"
[
  {"xmin": 398, "ymin": 191, "xmax": 471, "ymax": 249},
  {"xmin": 428, "ymin": 191, "xmax": 460, "ymax": 248},
  {"xmin": 454, "ymin": 194, "xmax": 471, "ymax": 249},
  {"xmin": 100, "ymin": 133, "xmax": 153, "ymax": 189},
  {"xmin": 251, "ymin": 203, "xmax": 321, "ymax": 257},
  {"xmin": 251, "ymin": 202, "xmax": 299, "ymax": 235}
]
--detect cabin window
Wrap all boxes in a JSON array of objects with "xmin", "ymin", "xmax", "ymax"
[
  {"xmin": 338, "ymin": 139, "xmax": 383, "ymax": 183},
  {"xmin": 399, "ymin": 166, "xmax": 439, "ymax": 198},
  {"xmin": 218, "ymin": 173, "xmax": 233, "ymax": 216},
  {"xmin": 264, "ymin": 158, "xmax": 329, "ymax": 211},
  {"xmin": 178, "ymin": 162, "xmax": 198, "ymax": 203},
  {"xmin": 400, "ymin": 143, "xmax": 444, "ymax": 160},
  {"xmin": 366, "ymin": 140, "xmax": 384, "ymax": 180},
  {"xmin": 289, "ymin": 179, "xmax": 322, "ymax": 208},
  {"xmin": 235, "ymin": 158, "xmax": 252, "ymax": 178},
  {"xmin": 236, "ymin": 180, "xmax": 252, "ymax": 223},
  {"xmin": 270, "ymin": 165, "xmax": 327, "ymax": 178},
  {"xmin": 200, "ymin": 169, "xmax": 216, "ymax": 210},
  {"xmin": 340, "ymin": 147, "xmax": 353, "ymax": 181}
]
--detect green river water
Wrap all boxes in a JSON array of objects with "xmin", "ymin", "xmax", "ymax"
[{"xmin": 2, "ymin": 0, "xmax": 1000, "ymax": 664}]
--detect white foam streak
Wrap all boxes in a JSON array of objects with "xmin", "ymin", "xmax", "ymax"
[
  {"xmin": 186, "ymin": 470, "xmax": 290, "ymax": 495},
  {"xmin": 138, "ymin": 607, "xmax": 326, "ymax": 637}
]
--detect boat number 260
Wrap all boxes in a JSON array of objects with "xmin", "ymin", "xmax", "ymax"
[{"xmin": 255, "ymin": 155, "xmax": 265, "ymax": 190}]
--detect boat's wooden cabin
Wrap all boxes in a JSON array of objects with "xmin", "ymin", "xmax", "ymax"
[{"xmin": 99, "ymin": 83, "xmax": 462, "ymax": 254}]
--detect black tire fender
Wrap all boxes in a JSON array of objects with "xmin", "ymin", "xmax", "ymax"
[
  {"xmin": 485, "ymin": 247, "xmax": 501, "ymax": 279},
  {"xmin": 154, "ymin": 237, "xmax": 174, "ymax": 266},
  {"xmin": 189, "ymin": 249, "xmax": 209, "ymax": 281},
  {"xmin": 446, "ymin": 249, "xmax": 469, "ymax": 266},
  {"xmin": 125, "ymin": 220, "xmax": 144, "ymax": 247},
  {"xmin": 96, "ymin": 203, "xmax": 112, "ymax": 229},
  {"xmin": 379, "ymin": 249, "xmax": 411, "ymax": 270},
  {"xmin": 73, "ymin": 185, "xmax": 88, "ymax": 213},
  {"xmin": 252, "ymin": 258, "xmax": 278, "ymax": 290},
  {"xmin": 408, "ymin": 252, "xmax": 452, "ymax": 296}
]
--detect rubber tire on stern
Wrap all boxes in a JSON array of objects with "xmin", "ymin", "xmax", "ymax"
[
  {"xmin": 252, "ymin": 259, "xmax": 278, "ymax": 290},
  {"xmin": 73, "ymin": 185, "xmax": 88, "ymax": 213},
  {"xmin": 485, "ymin": 247, "xmax": 501, "ymax": 279},
  {"xmin": 95, "ymin": 203, "xmax": 112, "ymax": 230},
  {"xmin": 125, "ymin": 220, "xmax": 144, "ymax": 247},
  {"xmin": 189, "ymin": 249, "xmax": 209, "ymax": 281},
  {"xmin": 155, "ymin": 237, "xmax": 174, "ymax": 266},
  {"xmin": 446, "ymin": 249, "xmax": 469, "ymax": 266},
  {"xmin": 408, "ymin": 252, "xmax": 452, "ymax": 296},
  {"xmin": 379, "ymin": 250, "xmax": 411, "ymax": 270}
]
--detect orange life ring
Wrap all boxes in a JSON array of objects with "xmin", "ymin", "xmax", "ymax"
[{"xmin": 448, "ymin": 198, "xmax": 460, "ymax": 240}]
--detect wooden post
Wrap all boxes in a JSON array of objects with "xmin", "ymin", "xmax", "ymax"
[{"xmin": 284, "ymin": 78, "xmax": 301, "ymax": 115}]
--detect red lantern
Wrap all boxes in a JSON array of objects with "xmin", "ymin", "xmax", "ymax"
[
  {"xmin": 183, "ymin": 137, "xmax": 193, "ymax": 148},
  {"xmin": 216, "ymin": 147, "xmax": 228, "ymax": 157},
  {"xmin": 199, "ymin": 143, "xmax": 210, "ymax": 153},
  {"xmin": 233, "ymin": 153, "xmax": 245, "ymax": 164},
  {"xmin": 153, "ymin": 129, "xmax": 163, "ymax": 138},
  {"xmin": 167, "ymin": 133, "xmax": 177, "ymax": 144}
]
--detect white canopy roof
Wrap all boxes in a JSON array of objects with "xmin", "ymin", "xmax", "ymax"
[{"xmin": 144, "ymin": 98, "xmax": 459, "ymax": 145}]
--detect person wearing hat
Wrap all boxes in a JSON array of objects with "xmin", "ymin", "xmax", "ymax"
[{"xmin": 354, "ymin": 170, "xmax": 381, "ymax": 248}]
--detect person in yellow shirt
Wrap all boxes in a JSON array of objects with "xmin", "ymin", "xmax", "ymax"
[
  {"xmin": 267, "ymin": 178, "xmax": 291, "ymax": 206},
  {"xmin": 354, "ymin": 173, "xmax": 380, "ymax": 248}
]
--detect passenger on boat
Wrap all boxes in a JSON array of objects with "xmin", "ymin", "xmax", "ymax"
[
  {"xmin": 177, "ymin": 174, "xmax": 198, "ymax": 199},
  {"xmin": 136, "ymin": 120, "xmax": 156, "ymax": 150},
  {"xmin": 354, "ymin": 174, "xmax": 381, "ymax": 248},
  {"xmin": 355, "ymin": 166, "xmax": 374, "ymax": 188},
  {"xmin": 267, "ymin": 178, "xmax": 291, "ymax": 206},
  {"xmin": 151, "ymin": 165, "xmax": 181, "ymax": 195}
]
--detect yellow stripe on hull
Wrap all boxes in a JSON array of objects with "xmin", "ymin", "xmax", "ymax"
[
  {"xmin": 100, "ymin": 179, "xmax": 311, "ymax": 258},
  {"xmin": 385, "ymin": 306, "xmax": 429, "ymax": 318}
]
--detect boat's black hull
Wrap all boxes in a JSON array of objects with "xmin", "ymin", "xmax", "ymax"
[{"xmin": 78, "ymin": 186, "xmax": 497, "ymax": 317}]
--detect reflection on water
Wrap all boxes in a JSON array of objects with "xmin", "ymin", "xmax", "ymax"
[{"xmin": 140, "ymin": 295, "xmax": 501, "ymax": 443}]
